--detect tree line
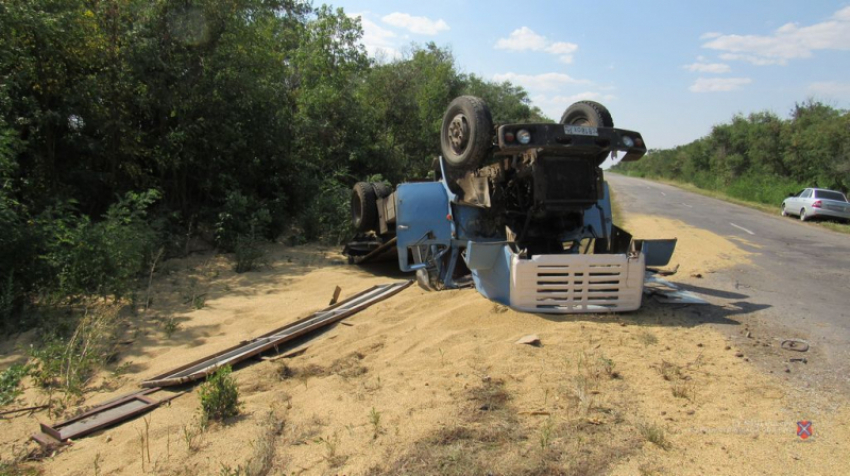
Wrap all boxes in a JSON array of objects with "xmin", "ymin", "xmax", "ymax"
[
  {"xmin": 613, "ymin": 100, "xmax": 850, "ymax": 205},
  {"xmin": 0, "ymin": 0, "xmax": 546, "ymax": 329}
]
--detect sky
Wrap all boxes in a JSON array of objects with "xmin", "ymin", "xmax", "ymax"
[{"xmin": 331, "ymin": 0, "xmax": 850, "ymax": 151}]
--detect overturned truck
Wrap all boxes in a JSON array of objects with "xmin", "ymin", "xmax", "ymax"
[{"xmin": 344, "ymin": 96, "xmax": 676, "ymax": 313}]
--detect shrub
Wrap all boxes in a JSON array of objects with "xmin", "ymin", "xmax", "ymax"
[
  {"xmin": 199, "ymin": 365, "xmax": 241, "ymax": 422},
  {"xmin": 234, "ymin": 233, "xmax": 266, "ymax": 273},
  {"xmin": 0, "ymin": 364, "xmax": 28, "ymax": 406},
  {"xmin": 215, "ymin": 191, "xmax": 272, "ymax": 252},
  {"xmin": 37, "ymin": 190, "xmax": 161, "ymax": 300},
  {"xmin": 28, "ymin": 306, "xmax": 118, "ymax": 396},
  {"xmin": 297, "ymin": 174, "xmax": 351, "ymax": 244}
]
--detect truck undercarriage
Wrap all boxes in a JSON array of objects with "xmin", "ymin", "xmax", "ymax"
[{"xmin": 344, "ymin": 97, "xmax": 677, "ymax": 313}]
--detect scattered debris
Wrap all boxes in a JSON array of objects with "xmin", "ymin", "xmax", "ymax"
[
  {"xmin": 648, "ymin": 264, "xmax": 679, "ymax": 276},
  {"xmin": 32, "ymin": 389, "xmax": 184, "ymax": 447},
  {"xmin": 650, "ymin": 289, "xmax": 709, "ymax": 305},
  {"xmin": 261, "ymin": 346, "xmax": 310, "ymax": 362},
  {"xmin": 690, "ymin": 273, "xmax": 703, "ymax": 278},
  {"xmin": 515, "ymin": 334, "xmax": 541, "ymax": 346},
  {"xmin": 789, "ymin": 358, "xmax": 808, "ymax": 364},
  {"xmin": 142, "ymin": 281, "xmax": 412, "ymax": 387},
  {"xmin": 781, "ymin": 339, "xmax": 809, "ymax": 352},
  {"xmin": 329, "ymin": 286, "xmax": 342, "ymax": 305},
  {"xmin": 0, "ymin": 404, "xmax": 50, "ymax": 417}
]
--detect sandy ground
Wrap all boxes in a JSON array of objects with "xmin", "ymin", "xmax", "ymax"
[{"xmin": 1, "ymin": 215, "xmax": 848, "ymax": 475}]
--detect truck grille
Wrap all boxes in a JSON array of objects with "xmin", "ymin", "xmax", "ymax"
[{"xmin": 510, "ymin": 253, "xmax": 643, "ymax": 313}]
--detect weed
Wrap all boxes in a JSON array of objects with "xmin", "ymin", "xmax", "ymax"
[
  {"xmin": 656, "ymin": 360, "xmax": 683, "ymax": 381},
  {"xmin": 438, "ymin": 347, "xmax": 446, "ymax": 367},
  {"xmin": 0, "ymin": 364, "xmax": 28, "ymax": 406},
  {"xmin": 637, "ymin": 422, "xmax": 671, "ymax": 450},
  {"xmin": 672, "ymin": 381, "xmax": 696, "ymax": 401},
  {"xmin": 93, "ymin": 453, "xmax": 102, "ymax": 476},
  {"xmin": 316, "ymin": 431, "xmax": 347, "ymax": 468},
  {"xmin": 182, "ymin": 421, "xmax": 203, "ymax": 453},
  {"xmin": 244, "ymin": 409, "xmax": 284, "ymax": 476},
  {"xmin": 637, "ymin": 330, "xmax": 658, "ymax": 347},
  {"xmin": 28, "ymin": 306, "xmax": 118, "ymax": 396},
  {"xmin": 111, "ymin": 361, "xmax": 132, "ymax": 378},
  {"xmin": 369, "ymin": 407, "xmax": 382, "ymax": 439},
  {"xmin": 162, "ymin": 316, "xmax": 180, "ymax": 337},
  {"xmin": 135, "ymin": 415, "xmax": 152, "ymax": 472},
  {"xmin": 598, "ymin": 354, "xmax": 620, "ymax": 379},
  {"xmin": 539, "ymin": 418, "xmax": 555, "ymax": 451},
  {"xmin": 219, "ymin": 463, "xmax": 244, "ymax": 476},
  {"xmin": 199, "ymin": 365, "xmax": 241, "ymax": 422}
]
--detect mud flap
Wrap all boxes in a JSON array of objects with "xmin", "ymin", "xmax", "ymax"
[{"xmin": 638, "ymin": 239, "xmax": 677, "ymax": 267}]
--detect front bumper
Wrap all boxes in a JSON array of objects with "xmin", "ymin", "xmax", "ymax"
[{"xmin": 509, "ymin": 252, "xmax": 645, "ymax": 313}]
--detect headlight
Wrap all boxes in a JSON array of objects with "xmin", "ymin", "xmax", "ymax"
[
  {"xmin": 622, "ymin": 136, "xmax": 634, "ymax": 148},
  {"xmin": 517, "ymin": 129, "xmax": 531, "ymax": 145}
]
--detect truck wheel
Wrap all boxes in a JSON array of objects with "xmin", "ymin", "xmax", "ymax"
[
  {"xmin": 351, "ymin": 182, "xmax": 378, "ymax": 233},
  {"xmin": 560, "ymin": 100, "xmax": 614, "ymax": 127},
  {"xmin": 371, "ymin": 182, "xmax": 392, "ymax": 199},
  {"xmin": 440, "ymin": 96, "xmax": 493, "ymax": 170}
]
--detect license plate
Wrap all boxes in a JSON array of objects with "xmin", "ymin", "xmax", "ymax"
[{"xmin": 564, "ymin": 125, "xmax": 599, "ymax": 136}]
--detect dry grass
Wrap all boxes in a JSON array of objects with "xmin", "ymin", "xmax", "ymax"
[
  {"xmin": 370, "ymin": 371, "xmax": 642, "ymax": 476},
  {"xmin": 637, "ymin": 422, "xmax": 671, "ymax": 450},
  {"xmin": 243, "ymin": 408, "xmax": 285, "ymax": 476}
]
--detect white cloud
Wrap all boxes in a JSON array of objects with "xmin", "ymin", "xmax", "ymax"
[
  {"xmin": 689, "ymin": 77, "xmax": 752, "ymax": 93},
  {"xmin": 381, "ymin": 12, "xmax": 449, "ymax": 35},
  {"xmin": 703, "ymin": 6, "xmax": 850, "ymax": 65},
  {"xmin": 718, "ymin": 53, "xmax": 786, "ymax": 66},
  {"xmin": 700, "ymin": 32, "xmax": 723, "ymax": 40},
  {"xmin": 349, "ymin": 13, "xmax": 401, "ymax": 60},
  {"xmin": 495, "ymin": 26, "xmax": 548, "ymax": 51},
  {"xmin": 683, "ymin": 62, "xmax": 731, "ymax": 73},
  {"xmin": 808, "ymin": 81, "xmax": 850, "ymax": 98},
  {"xmin": 493, "ymin": 72, "xmax": 590, "ymax": 92},
  {"xmin": 495, "ymin": 27, "xmax": 579, "ymax": 63}
]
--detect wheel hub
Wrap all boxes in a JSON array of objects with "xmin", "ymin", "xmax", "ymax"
[{"xmin": 448, "ymin": 114, "xmax": 469, "ymax": 153}]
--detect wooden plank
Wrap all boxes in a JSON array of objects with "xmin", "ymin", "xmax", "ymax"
[{"xmin": 141, "ymin": 281, "xmax": 412, "ymax": 388}]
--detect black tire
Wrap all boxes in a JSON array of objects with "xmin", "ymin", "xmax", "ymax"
[
  {"xmin": 440, "ymin": 96, "xmax": 493, "ymax": 170},
  {"xmin": 371, "ymin": 182, "xmax": 392, "ymax": 199},
  {"xmin": 351, "ymin": 182, "xmax": 378, "ymax": 232},
  {"xmin": 560, "ymin": 100, "xmax": 614, "ymax": 127}
]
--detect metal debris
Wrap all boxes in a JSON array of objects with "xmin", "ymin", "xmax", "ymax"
[
  {"xmin": 515, "ymin": 334, "xmax": 542, "ymax": 346},
  {"xmin": 649, "ymin": 289, "xmax": 709, "ymax": 305},
  {"xmin": 141, "ymin": 281, "xmax": 412, "ymax": 387},
  {"xmin": 32, "ymin": 388, "xmax": 184, "ymax": 447},
  {"xmin": 781, "ymin": 339, "xmax": 810, "ymax": 352}
]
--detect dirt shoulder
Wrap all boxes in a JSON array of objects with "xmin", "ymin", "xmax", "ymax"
[{"xmin": 1, "ymin": 219, "xmax": 848, "ymax": 475}]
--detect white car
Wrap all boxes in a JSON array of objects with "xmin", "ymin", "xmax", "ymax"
[{"xmin": 782, "ymin": 188, "xmax": 850, "ymax": 222}]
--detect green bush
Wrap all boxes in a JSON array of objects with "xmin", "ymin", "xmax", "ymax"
[
  {"xmin": 28, "ymin": 307, "xmax": 118, "ymax": 396},
  {"xmin": 37, "ymin": 190, "xmax": 160, "ymax": 300},
  {"xmin": 215, "ymin": 191, "xmax": 272, "ymax": 252},
  {"xmin": 234, "ymin": 233, "xmax": 266, "ymax": 273},
  {"xmin": 0, "ymin": 364, "xmax": 28, "ymax": 406},
  {"xmin": 199, "ymin": 365, "xmax": 241, "ymax": 422},
  {"xmin": 298, "ymin": 174, "xmax": 352, "ymax": 244}
]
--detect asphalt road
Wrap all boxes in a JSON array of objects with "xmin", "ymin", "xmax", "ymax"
[{"xmin": 608, "ymin": 173, "xmax": 850, "ymax": 394}]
